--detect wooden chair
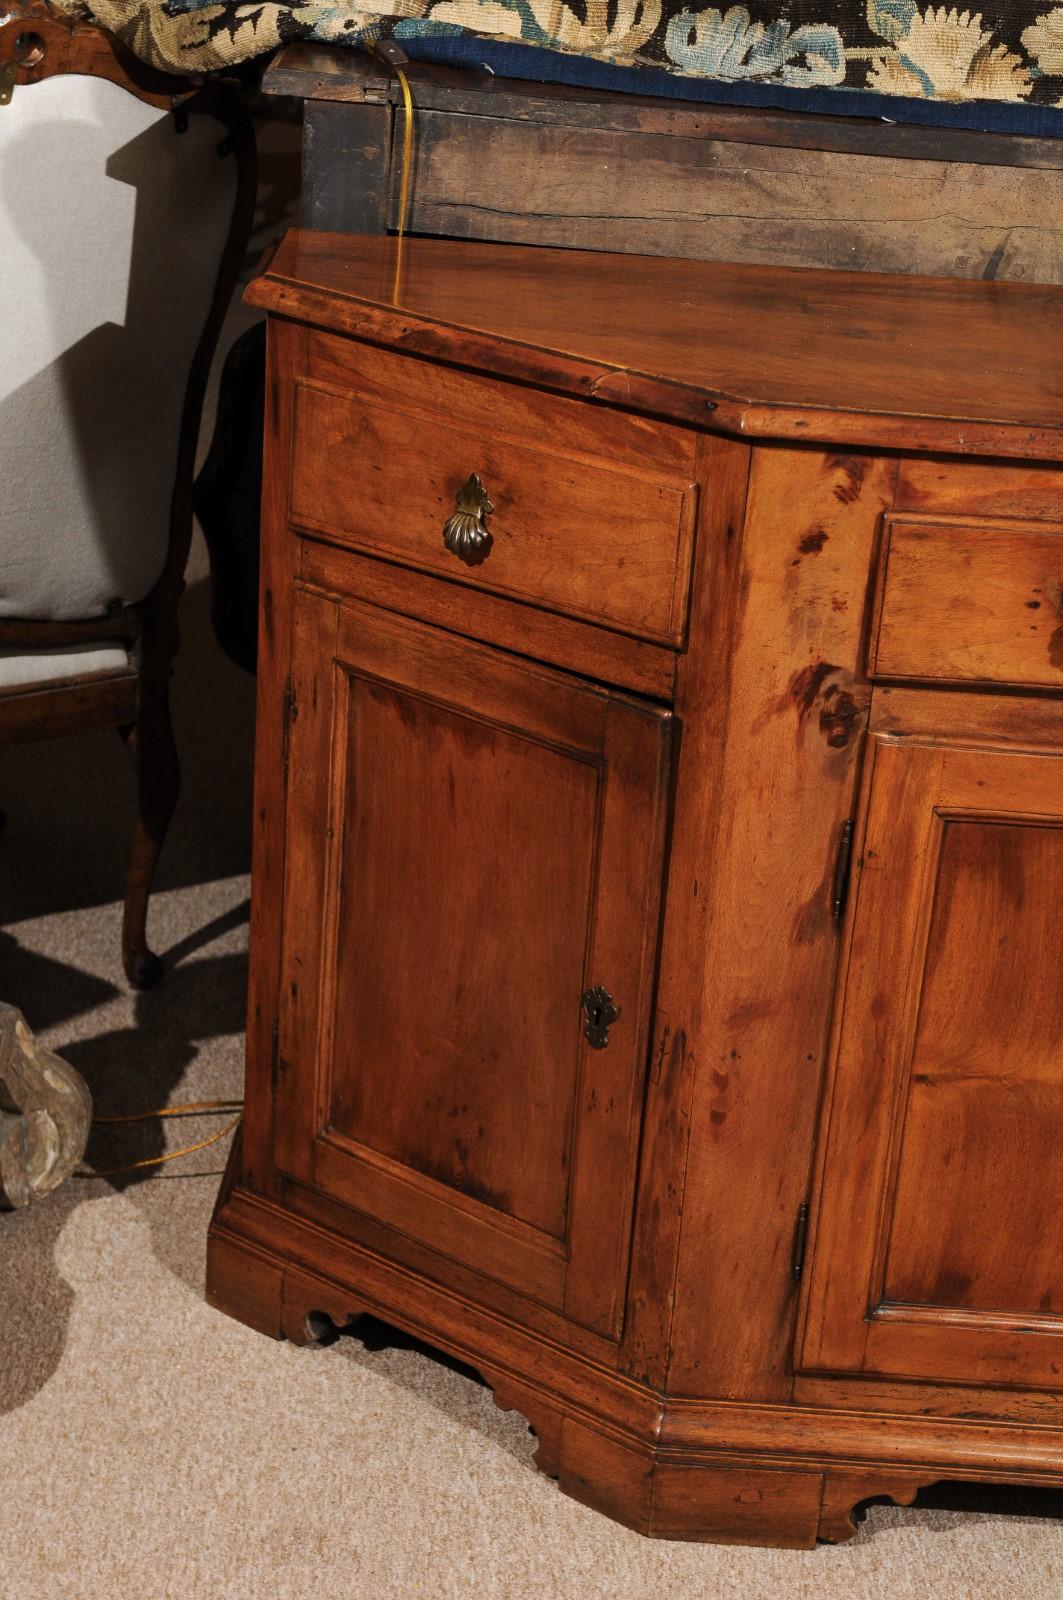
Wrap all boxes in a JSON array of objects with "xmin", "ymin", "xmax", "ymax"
[{"xmin": 0, "ymin": 1, "xmax": 255, "ymax": 986}]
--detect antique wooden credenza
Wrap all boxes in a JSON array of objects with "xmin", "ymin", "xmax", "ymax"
[{"xmin": 208, "ymin": 229, "xmax": 1063, "ymax": 1547}]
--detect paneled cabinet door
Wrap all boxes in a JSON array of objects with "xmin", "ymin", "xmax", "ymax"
[
  {"xmin": 799, "ymin": 727, "xmax": 1063, "ymax": 1390},
  {"xmin": 273, "ymin": 584, "xmax": 673, "ymax": 1340}
]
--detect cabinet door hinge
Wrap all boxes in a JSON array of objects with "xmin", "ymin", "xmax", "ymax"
[
  {"xmin": 791, "ymin": 1201, "xmax": 810, "ymax": 1281},
  {"xmin": 281, "ymin": 675, "xmax": 295, "ymax": 772},
  {"xmin": 831, "ymin": 818, "xmax": 855, "ymax": 922}
]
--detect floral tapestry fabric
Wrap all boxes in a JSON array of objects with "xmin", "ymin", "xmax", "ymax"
[{"xmin": 54, "ymin": 0, "xmax": 1063, "ymax": 104}]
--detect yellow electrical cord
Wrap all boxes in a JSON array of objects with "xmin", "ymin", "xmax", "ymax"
[
  {"xmin": 392, "ymin": 64, "xmax": 416, "ymax": 304},
  {"xmin": 78, "ymin": 1100, "xmax": 243, "ymax": 1179},
  {"xmin": 93, "ymin": 1100, "xmax": 244, "ymax": 1123}
]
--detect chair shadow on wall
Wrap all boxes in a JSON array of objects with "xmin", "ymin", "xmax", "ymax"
[{"xmin": 0, "ymin": 110, "xmax": 235, "ymax": 600}]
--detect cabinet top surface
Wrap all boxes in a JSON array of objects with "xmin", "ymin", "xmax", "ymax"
[{"xmin": 253, "ymin": 230, "xmax": 1063, "ymax": 461}]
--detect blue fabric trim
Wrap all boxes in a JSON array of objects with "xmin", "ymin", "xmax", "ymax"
[{"xmin": 395, "ymin": 31, "xmax": 1063, "ymax": 139}]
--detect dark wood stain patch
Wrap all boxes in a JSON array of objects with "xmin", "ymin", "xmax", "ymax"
[
  {"xmin": 826, "ymin": 456, "xmax": 866, "ymax": 504},
  {"xmin": 798, "ymin": 530, "xmax": 830, "ymax": 555},
  {"xmin": 1050, "ymin": 626, "xmax": 1063, "ymax": 670},
  {"xmin": 789, "ymin": 661, "xmax": 841, "ymax": 723},
  {"xmin": 819, "ymin": 684, "xmax": 865, "ymax": 750}
]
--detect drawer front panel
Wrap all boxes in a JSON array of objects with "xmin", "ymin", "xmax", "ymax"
[
  {"xmin": 897, "ymin": 458, "xmax": 1063, "ymax": 524},
  {"xmin": 871, "ymin": 515, "xmax": 1063, "ymax": 690},
  {"xmin": 306, "ymin": 329, "xmax": 699, "ymax": 479},
  {"xmin": 288, "ymin": 378, "xmax": 698, "ymax": 647},
  {"xmin": 299, "ymin": 537, "xmax": 678, "ymax": 701}
]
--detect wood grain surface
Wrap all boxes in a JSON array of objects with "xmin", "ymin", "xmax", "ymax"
[
  {"xmin": 250, "ymin": 231, "xmax": 1063, "ymax": 460},
  {"xmin": 393, "ymin": 110, "xmax": 1063, "ymax": 284},
  {"xmin": 871, "ymin": 515, "xmax": 1063, "ymax": 690},
  {"xmin": 298, "ymin": 536, "xmax": 679, "ymax": 699},
  {"xmin": 897, "ymin": 457, "xmax": 1063, "ymax": 523},
  {"xmin": 662, "ymin": 445, "xmax": 894, "ymax": 1401}
]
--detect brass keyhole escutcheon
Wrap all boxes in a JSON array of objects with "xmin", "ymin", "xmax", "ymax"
[
  {"xmin": 582, "ymin": 986, "xmax": 619, "ymax": 1050},
  {"xmin": 443, "ymin": 473, "xmax": 494, "ymax": 565}
]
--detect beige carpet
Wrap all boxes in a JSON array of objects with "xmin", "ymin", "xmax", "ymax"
[{"xmin": 4, "ymin": 124, "xmax": 1063, "ymax": 1600}]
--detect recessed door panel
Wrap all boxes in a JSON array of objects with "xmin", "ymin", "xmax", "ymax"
[
  {"xmin": 328, "ymin": 676, "xmax": 599, "ymax": 1242},
  {"xmin": 884, "ymin": 818, "xmax": 1063, "ymax": 1318}
]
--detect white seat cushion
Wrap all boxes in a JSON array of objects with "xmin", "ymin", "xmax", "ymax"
[{"xmin": 0, "ymin": 643, "xmax": 131, "ymax": 688}]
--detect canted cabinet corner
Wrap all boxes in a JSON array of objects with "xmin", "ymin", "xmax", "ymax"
[{"xmin": 208, "ymin": 232, "xmax": 1063, "ymax": 1547}]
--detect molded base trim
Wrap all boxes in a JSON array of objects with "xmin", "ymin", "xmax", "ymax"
[{"xmin": 206, "ymin": 1168, "xmax": 1063, "ymax": 1547}]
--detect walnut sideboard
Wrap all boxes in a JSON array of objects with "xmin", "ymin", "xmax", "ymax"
[{"xmin": 208, "ymin": 230, "xmax": 1063, "ymax": 1548}]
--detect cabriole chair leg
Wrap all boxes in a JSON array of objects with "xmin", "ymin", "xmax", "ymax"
[{"xmin": 120, "ymin": 601, "xmax": 181, "ymax": 990}]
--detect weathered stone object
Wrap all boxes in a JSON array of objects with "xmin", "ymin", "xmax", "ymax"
[{"xmin": 0, "ymin": 1004, "xmax": 92, "ymax": 1207}]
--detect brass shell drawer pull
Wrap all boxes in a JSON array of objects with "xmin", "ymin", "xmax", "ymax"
[{"xmin": 443, "ymin": 473, "xmax": 494, "ymax": 565}]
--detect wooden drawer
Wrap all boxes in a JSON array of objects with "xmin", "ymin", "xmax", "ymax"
[
  {"xmin": 299, "ymin": 537, "xmax": 678, "ymax": 701},
  {"xmin": 288, "ymin": 334, "xmax": 699, "ymax": 648},
  {"xmin": 870, "ymin": 515, "xmax": 1063, "ymax": 689},
  {"xmin": 897, "ymin": 458, "xmax": 1063, "ymax": 523}
]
